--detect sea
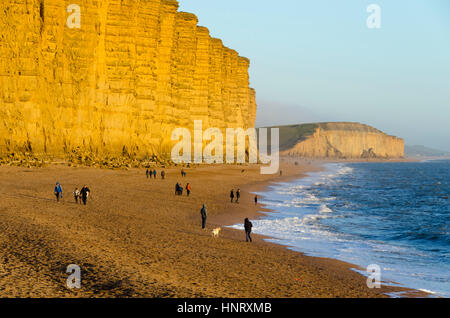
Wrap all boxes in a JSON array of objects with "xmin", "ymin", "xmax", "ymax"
[{"xmin": 231, "ymin": 159, "xmax": 450, "ymax": 297}]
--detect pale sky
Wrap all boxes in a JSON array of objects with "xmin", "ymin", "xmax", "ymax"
[{"xmin": 179, "ymin": 0, "xmax": 450, "ymax": 151}]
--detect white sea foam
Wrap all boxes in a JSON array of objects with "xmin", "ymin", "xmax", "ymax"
[
  {"xmin": 295, "ymin": 193, "xmax": 320, "ymax": 204},
  {"xmin": 276, "ymin": 184, "xmax": 306, "ymax": 195},
  {"xmin": 228, "ymin": 214, "xmax": 336, "ymax": 241},
  {"xmin": 267, "ymin": 202, "xmax": 291, "ymax": 208},
  {"xmin": 419, "ymin": 289, "xmax": 437, "ymax": 295},
  {"xmin": 319, "ymin": 204, "xmax": 333, "ymax": 213},
  {"xmin": 302, "ymin": 215, "xmax": 320, "ymax": 223},
  {"xmin": 337, "ymin": 166, "xmax": 354, "ymax": 175}
]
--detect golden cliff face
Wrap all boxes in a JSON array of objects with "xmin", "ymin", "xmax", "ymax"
[
  {"xmin": 0, "ymin": 0, "xmax": 257, "ymax": 162},
  {"xmin": 280, "ymin": 123, "xmax": 405, "ymax": 159}
]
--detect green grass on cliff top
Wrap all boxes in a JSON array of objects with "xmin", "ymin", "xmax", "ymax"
[{"xmin": 258, "ymin": 122, "xmax": 387, "ymax": 151}]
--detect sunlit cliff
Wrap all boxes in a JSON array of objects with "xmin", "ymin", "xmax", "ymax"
[{"xmin": 0, "ymin": 0, "xmax": 257, "ymax": 162}]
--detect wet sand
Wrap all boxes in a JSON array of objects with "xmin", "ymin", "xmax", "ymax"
[{"xmin": 0, "ymin": 162, "xmax": 423, "ymax": 297}]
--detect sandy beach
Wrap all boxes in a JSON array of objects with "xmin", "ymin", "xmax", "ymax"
[{"xmin": 0, "ymin": 161, "xmax": 423, "ymax": 298}]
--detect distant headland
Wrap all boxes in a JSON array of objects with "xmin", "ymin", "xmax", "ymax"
[{"xmin": 262, "ymin": 122, "xmax": 405, "ymax": 159}]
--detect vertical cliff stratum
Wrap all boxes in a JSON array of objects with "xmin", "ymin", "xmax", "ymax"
[{"xmin": 0, "ymin": 0, "xmax": 257, "ymax": 161}]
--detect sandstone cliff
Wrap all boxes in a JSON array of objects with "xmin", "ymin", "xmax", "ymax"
[
  {"xmin": 271, "ymin": 123, "xmax": 404, "ymax": 159},
  {"xmin": 0, "ymin": 0, "xmax": 256, "ymax": 164}
]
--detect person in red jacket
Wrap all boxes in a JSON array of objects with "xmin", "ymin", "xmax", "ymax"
[{"xmin": 186, "ymin": 183, "xmax": 191, "ymax": 197}]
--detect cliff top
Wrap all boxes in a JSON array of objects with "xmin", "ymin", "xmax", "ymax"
[
  {"xmin": 196, "ymin": 26, "xmax": 210, "ymax": 35},
  {"xmin": 177, "ymin": 11, "xmax": 199, "ymax": 22},
  {"xmin": 260, "ymin": 122, "xmax": 403, "ymax": 151},
  {"xmin": 162, "ymin": 0, "xmax": 179, "ymax": 9}
]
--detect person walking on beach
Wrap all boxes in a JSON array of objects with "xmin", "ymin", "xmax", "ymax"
[
  {"xmin": 201, "ymin": 204, "xmax": 207, "ymax": 229},
  {"xmin": 181, "ymin": 169, "xmax": 185, "ymax": 178},
  {"xmin": 244, "ymin": 218, "xmax": 253, "ymax": 242},
  {"xmin": 236, "ymin": 189, "xmax": 241, "ymax": 203},
  {"xmin": 146, "ymin": 169, "xmax": 149, "ymax": 179},
  {"xmin": 54, "ymin": 182, "xmax": 63, "ymax": 202},
  {"xmin": 186, "ymin": 183, "xmax": 191, "ymax": 197},
  {"xmin": 161, "ymin": 170, "xmax": 165, "ymax": 180},
  {"xmin": 73, "ymin": 188, "xmax": 80, "ymax": 204},
  {"xmin": 175, "ymin": 183, "xmax": 183, "ymax": 196},
  {"xmin": 230, "ymin": 190, "xmax": 235, "ymax": 203},
  {"xmin": 254, "ymin": 195, "xmax": 258, "ymax": 206},
  {"xmin": 153, "ymin": 169, "xmax": 157, "ymax": 179},
  {"xmin": 80, "ymin": 185, "xmax": 91, "ymax": 205}
]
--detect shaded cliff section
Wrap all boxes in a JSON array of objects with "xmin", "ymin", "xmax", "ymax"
[
  {"xmin": 264, "ymin": 123, "xmax": 405, "ymax": 159},
  {"xmin": 0, "ymin": 0, "xmax": 257, "ymax": 164}
]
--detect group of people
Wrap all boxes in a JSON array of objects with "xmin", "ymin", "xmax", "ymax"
[
  {"xmin": 73, "ymin": 185, "xmax": 91, "ymax": 205},
  {"xmin": 53, "ymin": 182, "xmax": 91, "ymax": 205},
  {"xmin": 175, "ymin": 182, "xmax": 191, "ymax": 196},
  {"xmin": 200, "ymin": 203, "xmax": 253, "ymax": 243},
  {"xmin": 231, "ymin": 189, "xmax": 258, "ymax": 205},
  {"xmin": 146, "ymin": 169, "xmax": 165, "ymax": 180},
  {"xmin": 230, "ymin": 189, "xmax": 241, "ymax": 203},
  {"xmin": 56, "ymin": 166, "xmax": 254, "ymax": 243}
]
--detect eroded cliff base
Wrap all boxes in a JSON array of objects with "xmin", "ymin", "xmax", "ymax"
[{"xmin": 0, "ymin": 150, "xmax": 174, "ymax": 169}]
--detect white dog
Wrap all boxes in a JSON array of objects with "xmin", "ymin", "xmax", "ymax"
[{"xmin": 212, "ymin": 227, "xmax": 221, "ymax": 238}]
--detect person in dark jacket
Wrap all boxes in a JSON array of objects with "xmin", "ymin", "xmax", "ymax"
[
  {"xmin": 254, "ymin": 195, "xmax": 258, "ymax": 205},
  {"xmin": 80, "ymin": 185, "xmax": 91, "ymax": 205},
  {"xmin": 161, "ymin": 170, "xmax": 166, "ymax": 180},
  {"xmin": 153, "ymin": 169, "xmax": 157, "ymax": 179},
  {"xmin": 146, "ymin": 169, "xmax": 149, "ymax": 179},
  {"xmin": 175, "ymin": 183, "xmax": 183, "ymax": 195},
  {"xmin": 236, "ymin": 189, "xmax": 241, "ymax": 203},
  {"xmin": 230, "ymin": 190, "xmax": 235, "ymax": 203},
  {"xmin": 54, "ymin": 182, "xmax": 63, "ymax": 202},
  {"xmin": 201, "ymin": 204, "xmax": 207, "ymax": 229},
  {"xmin": 244, "ymin": 218, "xmax": 253, "ymax": 242}
]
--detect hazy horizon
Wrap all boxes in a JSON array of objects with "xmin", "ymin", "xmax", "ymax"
[{"xmin": 179, "ymin": 0, "xmax": 450, "ymax": 151}]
